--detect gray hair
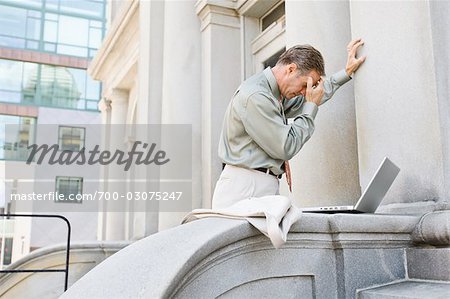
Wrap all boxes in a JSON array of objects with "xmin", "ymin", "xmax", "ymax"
[{"xmin": 276, "ymin": 45, "xmax": 325, "ymax": 76}]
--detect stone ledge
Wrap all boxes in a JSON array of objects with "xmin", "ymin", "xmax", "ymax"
[
  {"xmin": 377, "ymin": 201, "xmax": 446, "ymax": 215},
  {"xmin": 61, "ymin": 218, "xmax": 254, "ymax": 298},
  {"xmin": 290, "ymin": 213, "xmax": 420, "ymax": 234},
  {"xmin": 61, "ymin": 214, "xmax": 421, "ymax": 298}
]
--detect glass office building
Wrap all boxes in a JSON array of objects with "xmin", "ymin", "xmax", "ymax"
[
  {"xmin": 0, "ymin": 0, "xmax": 106, "ymax": 58},
  {"xmin": 0, "ymin": 58, "xmax": 100, "ymax": 110},
  {"xmin": 0, "ymin": 0, "xmax": 107, "ymax": 266},
  {"xmin": 0, "ymin": 0, "xmax": 106, "ymax": 161},
  {"xmin": 0, "ymin": 0, "xmax": 106, "ymax": 111}
]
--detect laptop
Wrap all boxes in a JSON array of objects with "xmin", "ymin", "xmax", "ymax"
[{"xmin": 302, "ymin": 157, "xmax": 400, "ymax": 214}]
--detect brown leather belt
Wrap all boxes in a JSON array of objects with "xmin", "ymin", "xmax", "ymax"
[{"xmin": 222, "ymin": 164, "xmax": 282, "ymax": 179}]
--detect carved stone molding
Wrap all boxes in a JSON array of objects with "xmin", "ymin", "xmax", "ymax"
[
  {"xmin": 412, "ymin": 210, "xmax": 450, "ymax": 245},
  {"xmin": 195, "ymin": 0, "xmax": 240, "ymax": 31},
  {"xmin": 98, "ymin": 97, "xmax": 112, "ymax": 113}
]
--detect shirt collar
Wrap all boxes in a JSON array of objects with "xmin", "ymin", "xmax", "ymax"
[{"xmin": 263, "ymin": 67, "xmax": 281, "ymax": 101}]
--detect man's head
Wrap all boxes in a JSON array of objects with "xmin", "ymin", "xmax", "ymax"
[{"xmin": 272, "ymin": 45, "xmax": 325, "ymax": 99}]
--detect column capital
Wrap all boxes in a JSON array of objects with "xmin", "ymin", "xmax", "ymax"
[
  {"xmin": 111, "ymin": 88, "xmax": 129, "ymax": 102},
  {"xmin": 195, "ymin": 0, "xmax": 240, "ymax": 31},
  {"xmin": 98, "ymin": 97, "xmax": 112, "ymax": 113},
  {"xmin": 104, "ymin": 88, "xmax": 129, "ymax": 106}
]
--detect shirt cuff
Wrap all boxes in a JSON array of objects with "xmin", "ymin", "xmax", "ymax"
[
  {"xmin": 333, "ymin": 69, "xmax": 352, "ymax": 85},
  {"xmin": 299, "ymin": 102, "xmax": 318, "ymax": 120}
]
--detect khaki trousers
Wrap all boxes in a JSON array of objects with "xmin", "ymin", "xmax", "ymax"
[{"xmin": 212, "ymin": 164, "xmax": 280, "ymax": 209}]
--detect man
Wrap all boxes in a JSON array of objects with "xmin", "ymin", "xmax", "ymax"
[{"xmin": 213, "ymin": 39, "xmax": 366, "ymax": 209}]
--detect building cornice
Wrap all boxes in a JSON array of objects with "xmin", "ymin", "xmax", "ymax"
[
  {"xmin": 195, "ymin": 0, "xmax": 237, "ymax": 13},
  {"xmin": 195, "ymin": 0, "xmax": 240, "ymax": 31},
  {"xmin": 88, "ymin": 0, "xmax": 139, "ymax": 79},
  {"xmin": 235, "ymin": 0, "xmax": 280, "ymax": 17}
]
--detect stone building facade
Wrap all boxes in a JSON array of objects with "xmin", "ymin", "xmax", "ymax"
[
  {"xmin": 58, "ymin": 0, "xmax": 450, "ymax": 298},
  {"xmin": 91, "ymin": 0, "xmax": 449, "ymax": 238}
]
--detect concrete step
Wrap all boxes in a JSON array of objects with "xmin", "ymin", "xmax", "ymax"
[{"xmin": 357, "ymin": 280, "xmax": 450, "ymax": 299}]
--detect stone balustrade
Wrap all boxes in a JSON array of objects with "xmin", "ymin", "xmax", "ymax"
[{"xmin": 59, "ymin": 212, "xmax": 450, "ymax": 298}]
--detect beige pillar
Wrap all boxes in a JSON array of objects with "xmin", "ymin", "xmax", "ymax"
[
  {"xmin": 104, "ymin": 88, "xmax": 128, "ymax": 240},
  {"xmin": 196, "ymin": 0, "xmax": 241, "ymax": 208},
  {"xmin": 350, "ymin": 1, "xmax": 446, "ymax": 212},
  {"xmin": 135, "ymin": 0, "xmax": 165, "ymax": 235},
  {"xmin": 158, "ymin": 0, "xmax": 202, "ymax": 230},
  {"xmin": 429, "ymin": 0, "xmax": 450, "ymax": 207},
  {"xmin": 284, "ymin": 1, "xmax": 360, "ymax": 207},
  {"xmin": 96, "ymin": 97, "xmax": 111, "ymax": 240}
]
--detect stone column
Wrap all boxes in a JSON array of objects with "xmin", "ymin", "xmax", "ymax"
[
  {"xmin": 284, "ymin": 1, "xmax": 360, "ymax": 207},
  {"xmin": 104, "ymin": 88, "xmax": 128, "ymax": 240},
  {"xmin": 135, "ymin": 0, "xmax": 165, "ymax": 235},
  {"xmin": 196, "ymin": 0, "xmax": 241, "ymax": 208},
  {"xmin": 429, "ymin": 0, "xmax": 450, "ymax": 208},
  {"xmin": 350, "ymin": 1, "xmax": 446, "ymax": 212},
  {"xmin": 96, "ymin": 97, "xmax": 111, "ymax": 241},
  {"xmin": 158, "ymin": 0, "xmax": 202, "ymax": 230}
]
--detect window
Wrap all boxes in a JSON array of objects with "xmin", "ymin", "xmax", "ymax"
[
  {"xmin": 58, "ymin": 126, "xmax": 85, "ymax": 151},
  {"xmin": 0, "ymin": 59, "xmax": 101, "ymax": 110},
  {"xmin": 0, "ymin": 237, "xmax": 13, "ymax": 266},
  {"xmin": 48, "ymin": 0, "xmax": 105, "ymax": 19},
  {"xmin": 55, "ymin": 176, "xmax": 83, "ymax": 203},
  {"xmin": 0, "ymin": 115, "xmax": 36, "ymax": 161},
  {"xmin": 264, "ymin": 47, "xmax": 286, "ymax": 68},
  {"xmin": 0, "ymin": 0, "xmax": 106, "ymax": 58},
  {"xmin": 261, "ymin": 2, "xmax": 285, "ymax": 32}
]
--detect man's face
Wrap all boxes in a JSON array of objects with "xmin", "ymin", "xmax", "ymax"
[{"xmin": 281, "ymin": 65, "xmax": 321, "ymax": 100}]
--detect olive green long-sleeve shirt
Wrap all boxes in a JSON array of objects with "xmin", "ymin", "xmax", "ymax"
[{"xmin": 218, "ymin": 67, "xmax": 351, "ymax": 175}]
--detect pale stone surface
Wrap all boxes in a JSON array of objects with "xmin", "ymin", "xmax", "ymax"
[
  {"xmin": 376, "ymin": 201, "xmax": 438, "ymax": 215},
  {"xmin": 350, "ymin": 1, "xmax": 445, "ymax": 207},
  {"xmin": 429, "ymin": 0, "xmax": 450, "ymax": 204},
  {"xmin": 407, "ymin": 248, "xmax": 450, "ymax": 281},
  {"xmin": 0, "ymin": 241, "xmax": 129, "ymax": 299},
  {"xmin": 61, "ymin": 214, "xmax": 420, "ymax": 299},
  {"xmin": 218, "ymin": 275, "xmax": 314, "ymax": 298},
  {"xmin": 104, "ymin": 88, "xmax": 128, "ymax": 240},
  {"xmin": 357, "ymin": 280, "xmax": 450, "ymax": 299},
  {"xmin": 61, "ymin": 218, "xmax": 255, "ymax": 299},
  {"xmin": 196, "ymin": 2, "xmax": 241, "ymax": 209},
  {"xmin": 411, "ymin": 210, "xmax": 450, "ymax": 246},
  {"xmin": 158, "ymin": 0, "xmax": 202, "ymax": 230},
  {"xmin": 284, "ymin": 0, "xmax": 361, "ymax": 208},
  {"xmin": 339, "ymin": 249, "xmax": 405, "ymax": 299}
]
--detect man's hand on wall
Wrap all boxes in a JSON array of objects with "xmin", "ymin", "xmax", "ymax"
[{"xmin": 345, "ymin": 38, "xmax": 366, "ymax": 77}]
